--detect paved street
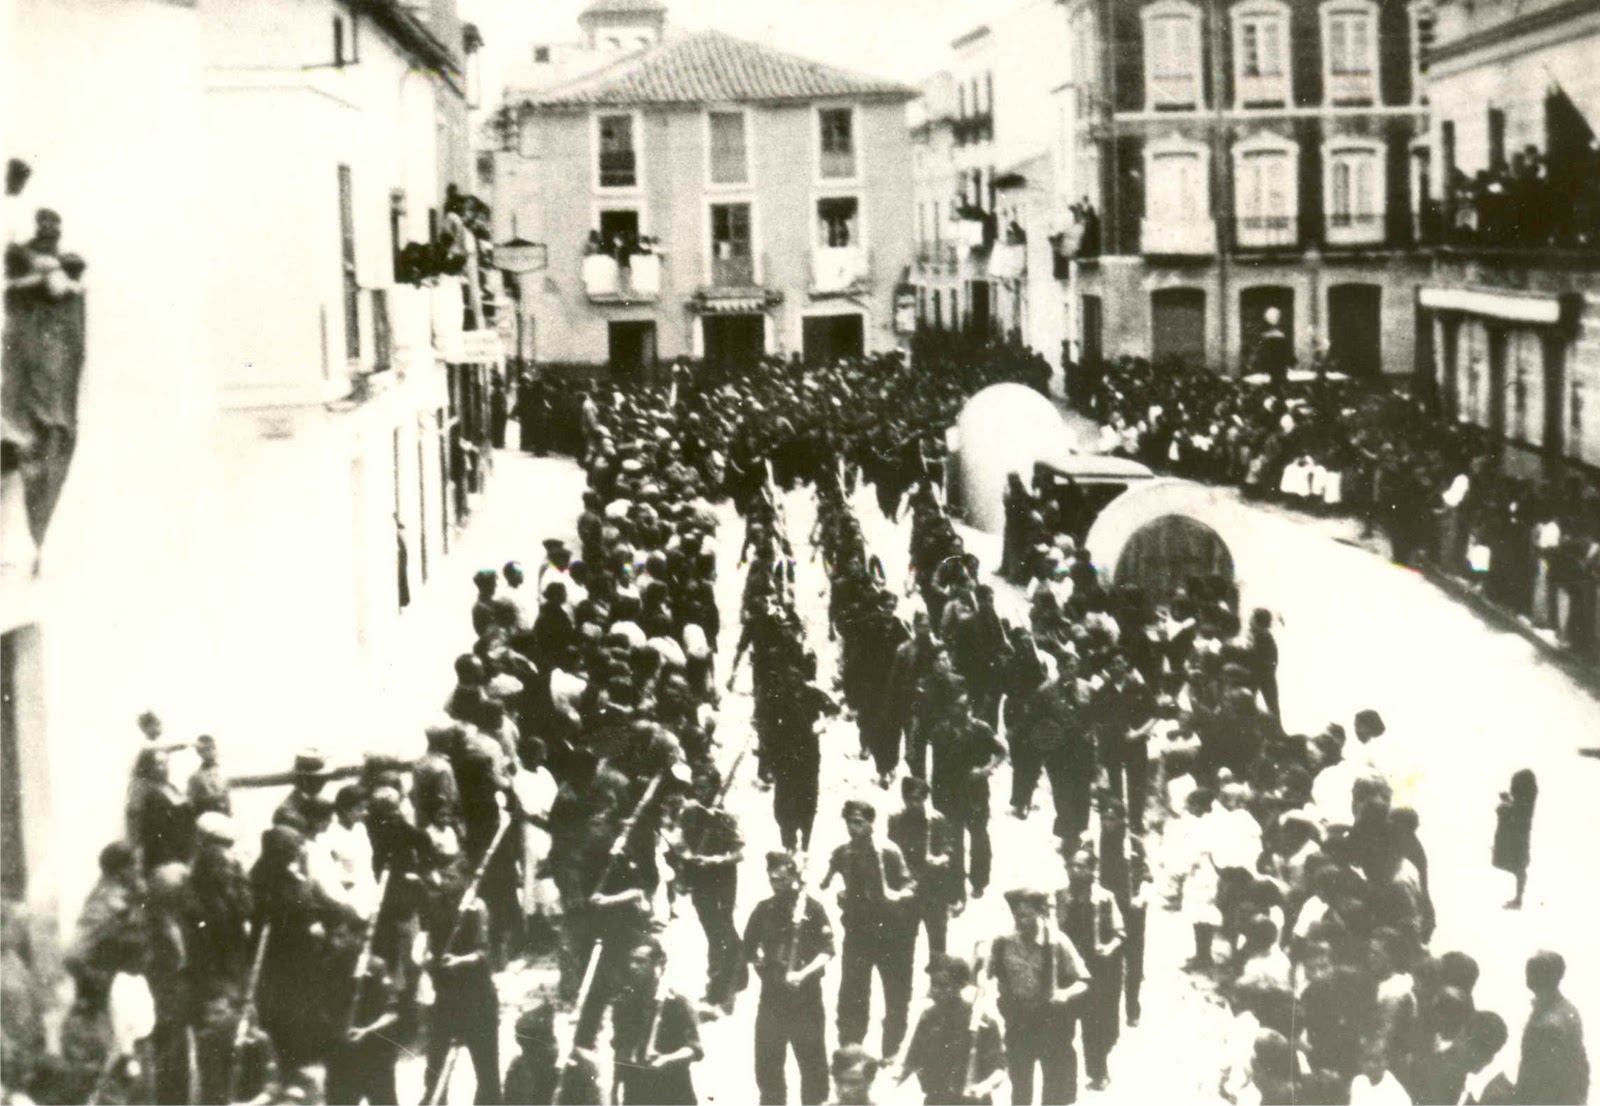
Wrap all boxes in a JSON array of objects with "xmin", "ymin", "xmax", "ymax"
[{"xmin": 414, "ymin": 441, "xmax": 1597, "ymax": 1104}]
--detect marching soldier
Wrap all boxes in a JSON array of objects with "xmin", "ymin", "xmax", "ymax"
[
  {"xmin": 821, "ymin": 799, "xmax": 916, "ymax": 1061},
  {"xmin": 326, "ymin": 954, "xmax": 401, "ymax": 1105},
  {"xmin": 424, "ymin": 896, "xmax": 501, "ymax": 1105},
  {"xmin": 668, "ymin": 764, "xmax": 745, "ymax": 1015},
  {"xmin": 989, "ymin": 887, "xmax": 1091, "ymax": 1106},
  {"xmin": 1053, "ymin": 847, "xmax": 1125, "ymax": 1092},
  {"xmin": 744, "ymin": 851, "xmax": 835, "ymax": 1106},
  {"xmin": 610, "ymin": 939, "xmax": 703, "ymax": 1105},
  {"xmin": 886, "ymin": 776, "xmax": 953, "ymax": 963},
  {"xmin": 926, "ymin": 689, "xmax": 1007, "ymax": 908},
  {"xmin": 897, "ymin": 953, "xmax": 1006, "ymax": 1105}
]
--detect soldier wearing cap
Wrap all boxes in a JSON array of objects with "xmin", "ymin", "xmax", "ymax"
[
  {"xmin": 744, "ymin": 850, "xmax": 835, "ymax": 1106},
  {"xmin": 989, "ymin": 886, "xmax": 1091, "ymax": 1105},
  {"xmin": 897, "ymin": 953, "xmax": 1005, "ymax": 1105},
  {"xmin": 187, "ymin": 812, "xmax": 252, "ymax": 1009},
  {"xmin": 822, "ymin": 798, "xmax": 916, "ymax": 1060},
  {"xmin": 669, "ymin": 763, "xmax": 745, "ymax": 1015},
  {"xmin": 272, "ymin": 750, "xmax": 330, "ymax": 836}
]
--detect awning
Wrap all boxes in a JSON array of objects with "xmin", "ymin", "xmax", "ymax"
[
  {"xmin": 696, "ymin": 296, "xmax": 767, "ymax": 314},
  {"xmin": 1419, "ymin": 286, "xmax": 1565, "ymax": 326},
  {"xmin": 690, "ymin": 287, "xmax": 782, "ymax": 314}
]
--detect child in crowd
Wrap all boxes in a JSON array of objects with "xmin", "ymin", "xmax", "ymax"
[{"xmin": 1491, "ymin": 769, "xmax": 1537, "ymax": 909}]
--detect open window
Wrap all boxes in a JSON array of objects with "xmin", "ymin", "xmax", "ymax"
[
  {"xmin": 819, "ymin": 107, "xmax": 857, "ymax": 180},
  {"xmin": 1232, "ymin": 1, "xmax": 1292, "ymax": 107},
  {"xmin": 1143, "ymin": 0, "xmax": 1203, "ymax": 110},
  {"xmin": 597, "ymin": 113, "xmax": 637, "ymax": 189},
  {"xmin": 817, "ymin": 197, "xmax": 860, "ymax": 248}
]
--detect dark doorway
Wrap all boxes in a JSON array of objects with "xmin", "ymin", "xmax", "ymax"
[
  {"xmin": 1081, "ymin": 294, "xmax": 1104, "ymax": 369},
  {"xmin": 1440, "ymin": 316, "xmax": 1460, "ymax": 420},
  {"xmin": 608, "ymin": 320, "xmax": 657, "ymax": 384},
  {"xmin": 1151, "ymin": 288, "xmax": 1206, "ymax": 366},
  {"xmin": 1328, "ymin": 283, "xmax": 1382, "ymax": 377},
  {"xmin": 967, "ymin": 280, "xmax": 991, "ymax": 337},
  {"xmin": 802, "ymin": 313, "xmax": 865, "ymax": 365},
  {"xmin": 701, "ymin": 314, "xmax": 765, "ymax": 374},
  {"xmin": 1239, "ymin": 286, "xmax": 1295, "ymax": 374}
]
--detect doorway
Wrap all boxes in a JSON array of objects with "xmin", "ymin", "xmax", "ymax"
[
  {"xmin": 802, "ymin": 313, "xmax": 865, "ymax": 365},
  {"xmin": 608, "ymin": 320, "xmax": 657, "ymax": 385},
  {"xmin": 1239, "ymin": 286, "xmax": 1295, "ymax": 374},
  {"xmin": 967, "ymin": 280, "xmax": 991, "ymax": 337},
  {"xmin": 701, "ymin": 314, "xmax": 765, "ymax": 374},
  {"xmin": 1328, "ymin": 283, "xmax": 1382, "ymax": 377},
  {"xmin": 1151, "ymin": 288, "xmax": 1207, "ymax": 367}
]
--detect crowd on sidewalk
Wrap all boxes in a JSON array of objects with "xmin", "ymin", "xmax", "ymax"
[
  {"xmin": 1072, "ymin": 352, "xmax": 1600, "ymax": 664},
  {"xmin": 3, "ymin": 343, "xmax": 1591, "ymax": 1106}
]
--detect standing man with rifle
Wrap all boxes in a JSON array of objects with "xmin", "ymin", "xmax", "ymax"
[
  {"xmin": 609, "ymin": 938, "xmax": 703, "ymax": 1105},
  {"xmin": 743, "ymin": 850, "xmax": 835, "ymax": 1106},
  {"xmin": 668, "ymin": 762, "xmax": 745, "ymax": 1017},
  {"xmin": 897, "ymin": 951, "xmax": 1006, "ymax": 1105}
]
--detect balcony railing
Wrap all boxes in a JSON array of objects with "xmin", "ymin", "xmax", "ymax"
[
  {"xmin": 598, "ymin": 150, "xmax": 637, "ymax": 188},
  {"xmin": 711, "ymin": 251, "xmax": 756, "ymax": 288},
  {"xmin": 1326, "ymin": 70, "xmax": 1376, "ymax": 105},
  {"xmin": 1149, "ymin": 74, "xmax": 1200, "ymax": 110},
  {"xmin": 953, "ymin": 113, "xmax": 994, "ymax": 147},
  {"xmin": 820, "ymin": 149, "xmax": 857, "ymax": 180},
  {"xmin": 582, "ymin": 252, "xmax": 662, "ymax": 303},
  {"xmin": 811, "ymin": 246, "xmax": 871, "ymax": 294},
  {"xmin": 1236, "ymin": 73, "xmax": 1288, "ymax": 107},
  {"xmin": 1324, "ymin": 211, "xmax": 1386, "ymax": 247},
  {"xmin": 1141, "ymin": 216, "xmax": 1217, "ymax": 255},
  {"xmin": 988, "ymin": 241, "xmax": 1027, "ymax": 281},
  {"xmin": 1233, "ymin": 214, "xmax": 1299, "ymax": 250},
  {"xmin": 1426, "ymin": 165, "xmax": 1600, "ymax": 257}
]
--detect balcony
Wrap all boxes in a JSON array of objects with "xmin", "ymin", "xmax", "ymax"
[
  {"xmin": 1141, "ymin": 217, "xmax": 1217, "ymax": 256},
  {"xmin": 1324, "ymin": 211, "xmax": 1386, "ymax": 248},
  {"xmin": 811, "ymin": 246, "xmax": 871, "ymax": 295},
  {"xmin": 988, "ymin": 241, "xmax": 1027, "ymax": 281},
  {"xmin": 1426, "ymin": 162, "xmax": 1600, "ymax": 261},
  {"xmin": 710, "ymin": 251, "xmax": 755, "ymax": 289},
  {"xmin": 1236, "ymin": 73, "xmax": 1288, "ymax": 108},
  {"xmin": 582, "ymin": 251, "xmax": 662, "ymax": 303},
  {"xmin": 1233, "ymin": 214, "xmax": 1299, "ymax": 251},
  {"xmin": 953, "ymin": 113, "xmax": 994, "ymax": 147},
  {"xmin": 1325, "ymin": 71, "xmax": 1376, "ymax": 105},
  {"xmin": 1148, "ymin": 74, "xmax": 1200, "ymax": 111}
]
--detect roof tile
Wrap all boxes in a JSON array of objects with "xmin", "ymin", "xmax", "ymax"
[{"xmin": 518, "ymin": 29, "xmax": 917, "ymax": 108}]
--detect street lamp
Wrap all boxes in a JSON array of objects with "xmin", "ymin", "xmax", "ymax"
[{"xmin": 495, "ymin": 220, "xmax": 547, "ymax": 365}]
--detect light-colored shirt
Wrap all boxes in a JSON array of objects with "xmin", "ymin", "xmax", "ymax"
[{"xmin": 1350, "ymin": 1071, "xmax": 1413, "ymax": 1105}]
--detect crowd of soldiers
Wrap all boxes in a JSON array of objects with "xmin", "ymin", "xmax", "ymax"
[{"xmin": 13, "ymin": 344, "xmax": 1590, "ymax": 1106}]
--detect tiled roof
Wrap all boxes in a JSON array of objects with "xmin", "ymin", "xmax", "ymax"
[{"xmin": 518, "ymin": 29, "xmax": 918, "ymax": 108}]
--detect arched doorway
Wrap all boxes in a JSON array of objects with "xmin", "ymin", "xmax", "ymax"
[
  {"xmin": 1113, "ymin": 513, "xmax": 1235, "ymax": 603},
  {"xmin": 1240, "ymin": 286, "xmax": 1295, "ymax": 373}
]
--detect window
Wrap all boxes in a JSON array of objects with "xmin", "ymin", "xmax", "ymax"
[
  {"xmin": 1143, "ymin": 1, "xmax": 1203, "ymax": 110},
  {"xmin": 1234, "ymin": 133, "xmax": 1298, "ymax": 247},
  {"xmin": 1142, "ymin": 136, "xmax": 1213, "ymax": 253},
  {"xmin": 819, "ymin": 107, "xmax": 856, "ymax": 179},
  {"xmin": 1323, "ymin": 2, "xmax": 1378, "ymax": 104},
  {"xmin": 598, "ymin": 113, "xmax": 637, "ymax": 188},
  {"xmin": 710, "ymin": 202, "xmax": 753, "ymax": 285},
  {"xmin": 1233, "ymin": 2, "xmax": 1292, "ymax": 107},
  {"xmin": 1325, "ymin": 141, "xmax": 1384, "ymax": 243},
  {"xmin": 817, "ymin": 197, "xmax": 860, "ymax": 248},
  {"xmin": 338, "ymin": 164, "xmax": 360, "ymax": 361},
  {"xmin": 708, "ymin": 111, "xmax": 748, "ymax": 185},
  {"xmin": 533, "ymin": 45, "xmax": 551, "ymax": 63},
  {"xmin": 984, "ymin": 72, "xmax": 994, "ymax": 115},
  {"xmin": 333, "ymin": 15, "xmax": 357, "ymax": 66}
]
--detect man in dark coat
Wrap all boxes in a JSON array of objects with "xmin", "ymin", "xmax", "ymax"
[{"xmin": 1517, "ymin": 950, "xmax": 1589, "ymax": 1105}]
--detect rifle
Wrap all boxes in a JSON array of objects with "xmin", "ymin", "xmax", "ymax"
[
  {"xmin": 961, "ymin": 939, "xmax": 995, "ymax": 1105},
  {"xmin": 552, "ymin": 772, "xmax": 669, "ymax": 1102},
  {"xmin": 341, "ymin": 867, "xmax": 393, "ymax": 1039},
  {"xmin": 429, "ymin": 816, "xmax": 514, "ymax": 971},
  {"xmin": 225, "ymin": 922, "xmax": 271, "ymax": 1105}
]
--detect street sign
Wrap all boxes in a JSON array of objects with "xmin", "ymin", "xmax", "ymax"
[{"xmin": 441, "ymin": 328, "xmax": 506, "ymax": 364}]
